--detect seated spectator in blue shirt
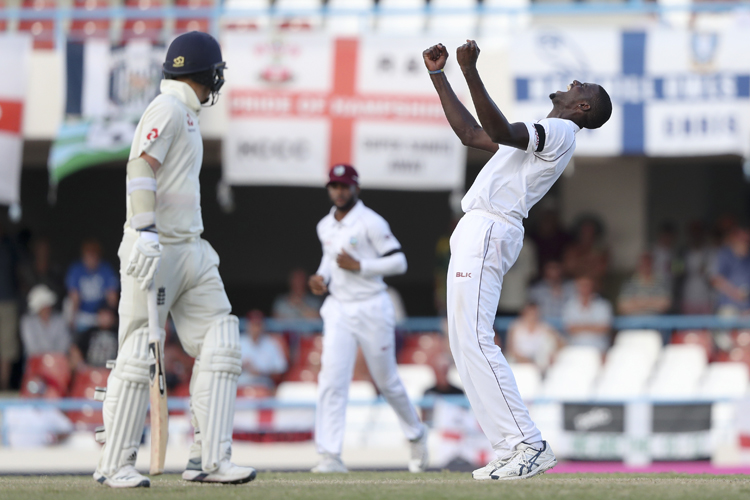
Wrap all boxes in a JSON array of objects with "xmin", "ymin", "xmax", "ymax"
[
  {"xmin": 238, "ymin": 310, "xmax": 288, "ymax": 389},
  {"xmin": 711, "ymin": 227, "xmax": 750, "ymax": 316},
  {"xmin": 528, "ymin": 260, "xmax": 575, "ymax": 324},
  {"xmin": 272, "ymin": 268, "xmax": 322, "ymax": 320},
  {"xmin": 65, "ymin": 239, "xmax": 118, "ymax": 331}
]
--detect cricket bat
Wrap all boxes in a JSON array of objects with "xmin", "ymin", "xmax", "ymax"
[{"xmin": 147, "ymin": 285, "xmax": 168, "ymax": 475}]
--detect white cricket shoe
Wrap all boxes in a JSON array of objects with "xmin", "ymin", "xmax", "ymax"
[
  {"xmin": 485, "ymin": 441, "xmax": 557, "ymax": 481},
  {"xmin": 93, "ymin": 465, "xmax": 150, "ymax": 488},
  {"xmin": 472, "ymin": 456, "xmax": 511, "ymax": 481},
  {"xmin": 182, "ymin": 459, "xmax": 257, "ymax": 484},
  {"xmin": 408, "ymin": 429, "xmax": 429, "ymax": 473},
  {"xmin": 311, "ymin": 454, "xmax": 348, "ymax": 473}
]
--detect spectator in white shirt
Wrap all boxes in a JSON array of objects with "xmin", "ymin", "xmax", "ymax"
[
  {"xmin": 562, "ymin": 276, "xmax": 613, "ymax": 353},
  {"xmin": 21, "ymin": 284, "xmax": 71, "ymax": 358},
  {"xmin": 238, "ymin": 310, "xmax": 288, "ymax": 389},
  {"xmin": 528, "ymin": 260, "xmax": 575, "ymax": 324},
  {"xmin": 506, "ymin": 302, "xmax": 564, "ymax": 372}
]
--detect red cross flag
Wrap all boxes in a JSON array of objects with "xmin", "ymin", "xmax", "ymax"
[
  {"xmin": 0, "ymin": 35, "xmax": 31, "ymax": 206},
  {"xmin": 223, "ymin": 33, "xmax": 466, "ymax": 190}
]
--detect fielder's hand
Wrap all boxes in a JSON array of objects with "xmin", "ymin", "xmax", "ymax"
[
  {"xmin": 336, "ymin": 250, "xmax": 361, "ymax": 272},
  {"xmin": 456, "ymin": 39, "xmax": 480, "ymax": 72},
  {"xmin": 309, "ymin": 275, "xmax": 328, "ymax": 296},
  {"xmin": 423, "ymin": 43, "xmax": 449, "ymax": 72},
  {"xmin": 126, "ymin": 231, "xmax": 162, "ymax": 291}
]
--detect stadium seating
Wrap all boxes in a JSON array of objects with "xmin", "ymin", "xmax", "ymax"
[
  {"xmin": 648, "ymin": 344, "xmax": 708, "ymax": 400},
  {"xmin": 284, "ymin": 334, "xmax": 323, "ymax": 382},
  {"xmin": 20, "ymin": 353, "xmax": 73, "ymax": 398},
  {"xmin": 123, "ymin": 0, "xmax": 164, "ymax": 42},
  {"xmin": 326, "ymin": 0, "xmax": 374, "ymax": 34},
  {"xmin": 397, "ymin": 333, "xmax": 443, "ymax": 365},
  {"xmin": 66, "ymin": 365, "xmax": 110, "ymax": 427},
  {"xmin": 18, "ymin": 0, "xmax": 56, "ymax": 50},
  {"xmin": 540, "ymin": 345, "xmax": 601, "ymax": 401},
  {"xmin": 672, "ymin": 330, "xmax": 714, "ymax": 360},
  {"xmin": 697, "ymin": 362, "xmax": 749, "ymax": 399},
  {"xmin": 615, "ymin": 329, "xmax": 663, "ymax": 356},
  {"xmin": 428, "ymin": 0, "xmax": 477, "ymax": 36},
  {"xmin": 70, "ymin": 0, "xmax": 111, "ymax": 41},
  {"xmin": 396, "ymin": 363, "xmax": 436, "ymax": 400},
  {"xmin": 275, "ymin": 0, "xmax": 323, "ymax": 30},
  {"xmin": 509, "ymin": 362, "xmax": 541, "ymax": 401},
  {"xmin": 223, "ymin": 0, "xmax": 271, "ymax": 31},
  {"xmin": 174, "ymin": 0, "xmax": 214, "ymax": 35},
  {"xmin": 0, "ymin": 2, "xmax": 7, "ymax": 32},
  {"xmin": 594, "ymin": 343, "xmax": 659, "ymax": 400}
]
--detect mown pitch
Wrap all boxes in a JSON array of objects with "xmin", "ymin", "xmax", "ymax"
[{"xmin": 2, "ymin": 471, "xmax": 750, "ymax": 500}]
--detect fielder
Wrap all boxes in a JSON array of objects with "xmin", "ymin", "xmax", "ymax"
[
  {"xmin": 309, "ymin": 165, "xmax": 428, "ymax": 473},
  {"xmin": 94, "ymin": 31, "xmax": 256, "ymax": 488},
  {"xmin": 424, "ymin": 41, "xmax": 612, "ymax": 480}
]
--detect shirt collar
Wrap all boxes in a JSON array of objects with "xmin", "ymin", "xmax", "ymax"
[
  {"xmin": 160, "ymin": 79, "xmax": 201, "ymax": 113},
  {"xmin": 566, "ymin": 119, "xmax": 581, "ymax": 134},
  {"xmin": 329, "ymin": 200, "xmax": 364, "ymax": 226}
]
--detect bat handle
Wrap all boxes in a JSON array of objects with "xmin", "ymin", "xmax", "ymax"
[{"xmin": 147, "ymin": 286, "xmax": 161, "ymax": 344}]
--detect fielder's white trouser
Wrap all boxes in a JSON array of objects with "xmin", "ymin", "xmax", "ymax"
[
  {"xmin": 97, "ymin": 229, "xmax": 240, "ymax": 476},
  {"xmin": 447, "ymin": 210, "xmax": 542, "ymax": 457},
  {"xmin": 315, "ymin": 292, "xmax": 424, "ymax": 456}
]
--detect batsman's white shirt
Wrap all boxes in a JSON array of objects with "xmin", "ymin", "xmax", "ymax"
[
  {"xmin": 448, "ymin": 118, "xmax": 579, "ymax": 456},
  {"xmin": 126, "ymin": 79, "xmax": 203, "ymax": 244},
  {"xmin": 315, "ymin": 200, "xmax": 401, "ymax": 302}
]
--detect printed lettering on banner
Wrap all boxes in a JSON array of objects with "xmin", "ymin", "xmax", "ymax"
[
  {"xmin": 512, "ymin": 29, "xmax": 750, "ymax": 158},
  {"xmin": 223, "ymin": 33, "xmax": 466, "ymax": 190}
]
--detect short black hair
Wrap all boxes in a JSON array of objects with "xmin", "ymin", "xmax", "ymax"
[{"xmin": 584, "ymin": 85, "xmax": 612, "ymax": 130}]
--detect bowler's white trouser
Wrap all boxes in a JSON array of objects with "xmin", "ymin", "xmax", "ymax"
[
  {"xmin": 447, "ymin": 211, "xmax": 542, "ymax": 456},
  {"xmin": 315, "ymin": 292, "xmax": 424, "ymax": 456}
]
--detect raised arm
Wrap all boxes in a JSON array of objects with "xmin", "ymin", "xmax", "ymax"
[
  {"xmin": 423, "ymin": 44, "xmax": 498, "ymax": 153},
  {"xmin": 456, "ymin": 40, "xmax": 529, "ymax": 151}
]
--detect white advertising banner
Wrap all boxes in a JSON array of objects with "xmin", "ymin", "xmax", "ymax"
[
  {"xmin": 511, "ymin": 29, "xmax": 750, "ymax": 158},
  {"xmin": 223, "ymin": 33, "xmax": 466, "ymax": 190},
  {"xmin": 0, "ymin": 35, "xmax": 32, "ymax": 206}
]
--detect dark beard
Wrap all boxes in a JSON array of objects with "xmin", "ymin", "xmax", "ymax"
[{"xmin": 338, "ymin": 196, "xmax": 357, "ymax": 213}]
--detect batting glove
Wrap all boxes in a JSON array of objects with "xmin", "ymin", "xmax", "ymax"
[{"xmin": 126, "ymin": 231, "xmax": 162, "ymax": 291}]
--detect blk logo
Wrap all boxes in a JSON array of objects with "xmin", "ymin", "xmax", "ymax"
[
  {"xmin": 157, "ymin": 287, "xmax": 166, "ymax": 306},
  {"xmin": 456, "ymin": 272, "xmax": 472, "ymax": 278}
]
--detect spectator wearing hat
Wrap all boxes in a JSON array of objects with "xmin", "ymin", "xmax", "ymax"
[
  {"xmin": 20, "ymin": 285, "xmax": 71, "ymax": 357},
  {"xmin": 238, "ymin": 310, "xmax": 287, "ymax": 389}
]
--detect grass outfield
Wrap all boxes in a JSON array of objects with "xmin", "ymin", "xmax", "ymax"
[{"xmin": 2, "ymin": 472, "xmax": 750, "ymax": 500}]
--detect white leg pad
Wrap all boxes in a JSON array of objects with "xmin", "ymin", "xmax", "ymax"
[
  {"xmin": 97, "ymin": 327, "xmax": 151, "ymax": 477},
  {"xmin": 191, "ymin": 316, "xmax": 242, "ymax": 473}
]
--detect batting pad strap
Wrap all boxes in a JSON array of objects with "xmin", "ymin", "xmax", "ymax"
[
  {"xmin": 201, "ymin": 348, "xmax": 242, "ymax": 375},
  {"xmin": 130, "ymin": 212, "xmax": 156, "ymax": 231},
  {"xmin": 127, "ymin": 177, "xmax": 157, "ymax": 195}
]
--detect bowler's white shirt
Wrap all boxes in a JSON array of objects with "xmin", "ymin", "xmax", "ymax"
[
  {"xmin": 462, "ymin": 118, "xmax": 579, "ymax": 221},
  {"xmin": 316, "ymin": 200, "xmax": 402, "ymax": 302},
  {"xmin": 126, "ymin": 79, "xmax": 204, "ymax": 243}
]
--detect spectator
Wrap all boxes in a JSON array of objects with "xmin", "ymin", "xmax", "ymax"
[
  {"xmin": 424, "ymin": 353, "xmax": 463, "ymax": 397},
  {"xmin": 528, "ymin": 260, "xmax": 575, "ymax": 324},
  {"xmin": 20, "ymin": 285, "xmax": 71, "ymax": 357},
  {"xmin": 19, "ymin": 237, "xmax": 65, "ymax": 310},
  {"xmin": 506, "ymin": 302, "xmax": 564, "ymax": 372},
  {"xmin": 563, "ymin": 216, "xmax": 609, "ymax": 287},
  {"xmin": 652, "ymin": 221, "xmax": 679, "ymax": 293},
  {"xmin": 530, "ymin": 209, "xmax": 570, "ymax": 277},
  {"xmin": 562, "ymin": 275, "xmax": 613, "ymax": 353},
  {"xmin": 617, "ymin": 252, "xmax": 672, "ymax": 316},
  {"xmin": 681, "ymin": 221, "xmax": 715, "ymax": 314},
  {"xmin": 65, "ymin": 239, "xmax": 118, "ymax": 331},
  {"xmin": 238, "ymin": 310, "xmax": 288, "ymax": 389},
  {"xmin": 69, "ymin": 306, "xmax": 118, "ymax": 369},
  {"xmin": 0, "ymin": 221, "xmax": 19, "ymax": 390},
  {"xmin": 497, "ymin": 236, "xmax": 537, "ymax": 316},
  {"xmin": 272, "ymin": 268, "xmax": 322, "ymax": 320},
  {"xmin": 711, "ymin": 227, "xmax": 750, "ymax": 316}
]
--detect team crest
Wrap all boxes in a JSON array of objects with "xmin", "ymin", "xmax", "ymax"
[
  {"xmin": 333, "ymin": 165, "xmax": 346, "ymax": 176},
  {"xmin": 173, "ymin": 56, "xmax": 185, "ymax": 68},
  {"xmin": 350, "ymin": 237, "xmax": 358, "ymax": 247}
]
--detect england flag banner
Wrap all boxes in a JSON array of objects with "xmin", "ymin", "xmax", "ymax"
[
  {"xmin": 223, "ymin": 33, "xmax": 466, "ymax": 190},
  {"xmin": 0, "ymin": 34, "xmax": 32, "ymax": 206},
  {"xmin": 512, "ymin": 29, "xmax": 750, "ymax": 158}
]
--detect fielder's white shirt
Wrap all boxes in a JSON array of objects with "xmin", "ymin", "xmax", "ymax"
[
  {"xmin": 316, "ymin": 200, "xmax": 402, "ymax": 302},
  {"xmin": 126, "ymin": 79, "xmax": 204, "ymax": 243},
  {"xmin": 462, "ymin": 118, "xmax": 579, "ymax": 221}
]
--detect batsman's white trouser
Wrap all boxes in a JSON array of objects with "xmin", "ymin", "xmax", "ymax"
[
  {"xmin": 97, "ymin": 229, "xmax": 238, "ymax": 475},
  {"xmin": 315, "ymin": 292, "xmax": 424, "ymax": 456},
  {"xmin": 447, "ymin": 210, "xmax": 542, "ymax": 456}
]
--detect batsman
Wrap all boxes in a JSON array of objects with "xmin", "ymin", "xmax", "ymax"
[{"xmin": 94, "ymin": 31, "xmax": 256, "ymax": 488}]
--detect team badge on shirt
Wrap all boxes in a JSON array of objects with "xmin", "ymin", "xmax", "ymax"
[{"xmin": 350, "ymin": 237, "xmax": 358, "ymax": 247}]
